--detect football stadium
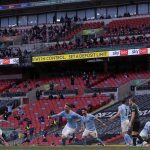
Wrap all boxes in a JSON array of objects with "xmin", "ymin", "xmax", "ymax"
[{"xmin": 0, "ymin": 0, "xmax": 149, "ymax": 150}]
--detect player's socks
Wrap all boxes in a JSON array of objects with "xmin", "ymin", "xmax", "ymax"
[
  {"xmin": 83, "ymin": 138, "xmax": 87, "ymax": 145},
  {"xmin": 124, "ymin": 134, "xmax": 132, "ymax": 145},
  {"xmin": 95, "ymin": 138, "xmax": 105, "ymax": 146},
  {"xmin": 61, "ymin": 138, "xmax": 66, "ymax": 146},
  {"xmin": 137, "ymin": 135, "xmax": 143, "ymax": 144},
  {"xmin": 132, "ymin": 135, "xmax": 137, "ymax": 146},
  {"xmin": 82, "ymin": 138, "xmax": 87, "ymax": 145}
]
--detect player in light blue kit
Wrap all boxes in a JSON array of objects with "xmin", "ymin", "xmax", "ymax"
[
  {"xmin": 81, "ymin": 108, "xmax": 105, "ymax": 146},
  {"xmin": 48, "ymin": 103, "xmax": 82, "ymax": 145},
  {"xmin": 109, "ymin": 99, "xmax": 132, "ymax": 145},
  {"xmin": 140, "ymin": 121, "xmax": 150, "ymax": 145}
]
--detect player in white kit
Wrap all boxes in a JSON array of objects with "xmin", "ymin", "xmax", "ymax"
[{"xmin": 109, "ymin": 99, "xmax": 132, "ymax": 145}]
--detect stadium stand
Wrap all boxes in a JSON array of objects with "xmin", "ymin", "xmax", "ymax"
[
  {"xmin": 0, "ymin": 95, "xmax": 110, "ymax": 141},
  {"xmin": 23, "ymin": 93, "xmax": 150, "ymax": 146},
  {"xmin": 94, "ymin": 94, "xmax": 150, "ymax": 144},
  {"xmin": 0, "ymin": 80, "xmax": 16, "ymax": 93},
  {"xmin": 0, "ymin": 0, "xmax": 150, "ymax": 147},
  {"xmin": 24, "ymin": 94, "xmax": 150, "ymax": 146},
  {"xmin": 0, "ymin": 71, "xmax": 149, "ymax": 97},
  {"xmin": 1, "ymin": 15, "xmax": 150, "ymax": 58}
]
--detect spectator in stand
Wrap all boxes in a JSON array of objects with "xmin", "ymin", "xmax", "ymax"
[
  {"xmin": 74, "ymin": 16, "xmax": 78, "ymax": 22},
  {"xmin": 0, "ymin": 47, "xmax": 22, "ymax": 59},
  {"xmin": 52, "ymin": 119, "xmax": 58, "ymax": 127},
  {"xmin": 60, "ymin": 80, "xmax": 66, "ymax": 90},
  {"xmin": 92, "ymin": 92, "xmax": 97, "ymax": 97},
  {"xmin": 110, "ymin": 94, "xmax": 115, "ymax": 101},
  {"xmin": 6, "ymin": 103, "xmax": 13, "ymax": 116},
  {"xmin": 124, "ymin": 73, "xmax": 129, "ymax": 78},
  {"xmin": 58, "ymin": 116, "xmax": 63, "ymax": 126},
  {"xmin": 71, "ymin": 75, "xmax": 75, "ymax": 85},
  {"xmin": 92, "ymin": 70, "xmax": 96, "ymax": 80},
  {"xmin": 49, "ymin": 94, "xmax": 54, "ymax": 100},
  {"xmin": 58, "ymin": 92, "xmax": 64, "ymax": 99},
  {"xmin": 60, "ymin": 16, "xmax": 65, "ymax": 24},
  {"xmin": 49, "ymin": 82, "xmax": 54, "ymax": 91},
  {"xmin": 3, "ymin": 111, "xmax": 9, "ymax": 121},
  {"xmin": 25, "ymin": 124, "xmax": 30, "ymax": 133},
  {"xmin": 85, "ymin": 78, "xmax": 90, "ymax": 87},
  {"xmin": 24, "ymin": 118, "xmax": 32, "ymax": 126},
  {"xmin": 21, "ymin": 131, "xmax": 30, "ymax": 144},
  {"xmin": 36, "ymin": 89, "xmax": 41, "ymax": 100},
  {"xmin": 82, "ymin": 72, "xmax": 87, "ymax": 80},
  {"xmin": 83, "ymin": 16, "xmax": 87, "ymax": 21},
  {"xmin": 14, "ymin": 114, "xmax": 21, "ymax": 125},
  {"xmin": 29, "ymin": 127, "xmax": 34, "ymax": 140},
  {"xmin": 124, "ymin": 12, "xmax": 131, "ymax": 17},
  {"xmin": 18, "ymin": 107, "xmax": 25, "ymax": 116},
  {"xmin": 38, "ymin": 116, "xmax": 45, "ymax": 124},
  {"xmin": 53, "ymin": 14, "xmax": 57, "ymax": 24},
  {"xmin": 42, "ymin": 128, "xmax": 48, "ymax": 142},
  {"xmin": 87, "ymin": 104, "xmax": 93, "ymax": 112}
]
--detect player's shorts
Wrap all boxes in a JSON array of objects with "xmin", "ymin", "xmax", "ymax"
[
  {"xmin": 132, "ymin": 121, "xmax": 140, "ymax": 132},
  {"xmin": 62, "ymin": 125, "xmax": 76, "ymax": 138},
  {"xmin": 0, "ymin": 129, "xmax": 2, "ymax": 136},
  {"xmin": 140, "ymin": 130, "xmax": 148, "ymax": 139},
  {"xmin": 121, "ymin": 120, "xmax": 129, "ymax": 133},
  {"xmin": 82, "ymin": 129, "xmax": 98, "ymax": 138}
]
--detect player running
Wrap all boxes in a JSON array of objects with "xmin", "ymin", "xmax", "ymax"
[
  {"xmin": 80, "ymin": 108, "xmax": 105, "ymax": 146},
  {"xmin": 48, "ymin": 103, "xmax": 82, "ymax": 145},
  {"xmin": 140, "ymin": 121, "xmax": 150, "ymax": 144},
  {"xmin": 129, "ymin": 98, "xmax": 144, "ymax": 146},
  {"xmin": 109, "ymin": 99, "xmax": 132, "ymax": 145}
]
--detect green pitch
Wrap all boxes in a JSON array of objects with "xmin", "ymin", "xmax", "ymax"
[{"xmin": 0, "ymin": 145, "xmax": 149, "ymax": 150}]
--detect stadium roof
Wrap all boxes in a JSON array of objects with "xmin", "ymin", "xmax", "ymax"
[
  {"xmin": 0, "ymin": 0, "xmax": 90, "ymax": 5},
  {"xmin": 0, "ymin": 0, "xmax": 149, "ymax": 17}
]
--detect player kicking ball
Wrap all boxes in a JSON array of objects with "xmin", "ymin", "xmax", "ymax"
[
  {"xmin": 48, "ymin": 103, "xmax": 82, "ymax": 145},
  {"xmin": 80, "ymin": 108, "xmax": 105, "ymax": 146}
]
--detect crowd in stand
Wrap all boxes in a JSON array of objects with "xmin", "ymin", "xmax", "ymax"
[
  {"xmin": 0, "ymin": 28, "xmax": 20, "ymax": 37},
  {"xmin": 0, "ymin": 12, "xmax": 140, "ymax": 45},
  {"xmin": 0, "ymin": 47, "xmax": 23, "ymax": 59},
  {"xmin": 0, "ymin": 16, "xmax": 77, "ymax": 45},
  {"xmin": 46, "ymin": 35, "xmax": 150, "ymax": 54},
  {"xmin": 1, "ymin": 34, "xmax": 150, "ymax": 58},
  {"xmin": 105, "ymin": 23, "xmax": 150, "ymax": 36},
  {"xmin": 1, "ymin": 14, "xmax": 150, "ymax": 58},
  {"xmin": 0, "ymin": 46, "xmax": 31, "ymax": 59}
]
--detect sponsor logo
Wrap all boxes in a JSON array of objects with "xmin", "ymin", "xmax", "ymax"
[
  {"xmin": 109, "ymin": 51, "xmax": 120, "ymax": 57},
  {"xmin": 112, "ymin": 51, "xmax": 120, "ymax": 56},
  {"xmin": 32, "ymin": 52, "xmax": 108, "ymax": 62},
  {"xmin": 139, "ymin": 48, "xmax": 148, "ymax": 55},
  {"xmin": 12, "ymin": 58, "xmax": 19, "ymax": 64},
  {"xmin": 130, "ymin": 49, "xmax": 139, "ymax": 55},
  {"xmin": 3, "ymin": 59, "xmax": 10, "ymax": 64},
  {"xmin": 0, "ymin": 59, "xmax": 2, "ymax": 65},
  {"xmin": 95, "ymin": 110, "xmax": 150, "ymax": 118},
  {"xmin": 120, "ymin": 50, "xmax": 128, "ymax": 56}
]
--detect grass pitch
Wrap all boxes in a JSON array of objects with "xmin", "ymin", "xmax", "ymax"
[{"xmin": 0, "ymin": 145, "xmax": 149, "ymax": 150}]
